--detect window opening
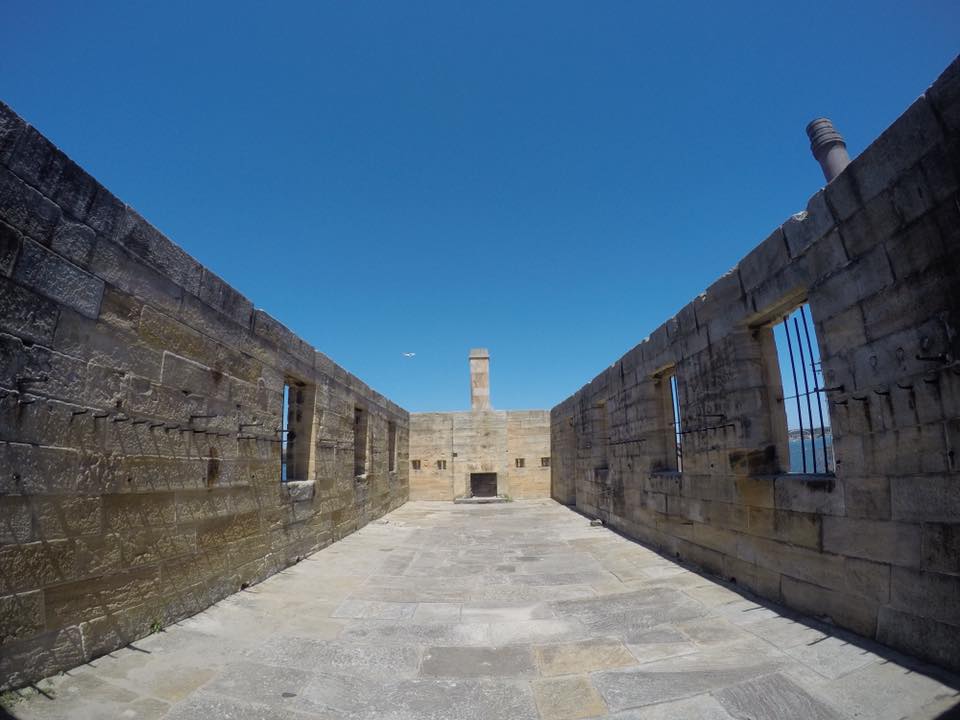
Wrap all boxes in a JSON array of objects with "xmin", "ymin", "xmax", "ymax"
[
  {"xmin": 388, "ymin": 421, "xmax": 397, "ymax": 472},
  {"xmin": 670, "ymin": 374, "xmax": 683, "ymax": 472},
  {"xmin": 412, "ymin": 459, "xmax": 421, "ymax": 470},
  {"xmin": 772, "ymin": 304, "xmax": 834, "ymax": 473},
  {"xmin": 280, "ymin": 379, "xmax": 315, "ymax": 482},
  {"xmin": 354, "ymin": 407, "xmax": 368, "ymax": 476},
  {"xmin": 436, "ymin": 459, "xmax": 447, "ymax": 470},
  {"xmin": 515, "ymin": 458, "xmax": 525, "ymax": 468},
  {"xmin": 281, "ymin": 384, "xmax": 291, "ymax": 481},
  {"xmin": 540, "ymin": 457, "xmax": 550, "ymax": 467}
]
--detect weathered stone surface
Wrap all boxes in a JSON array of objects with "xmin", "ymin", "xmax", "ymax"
[
  {"xmin": 0, "ymin": 220, "xmax": 21, "ymax": 275},
  {"xmin": 714, "ymin": 673, "xmax": 843, "ymax": 719},
  {"xmin": 605, "ymin": 694, "xmax": 736, "ymax": 719},
  {"xmin": 0, "ymin": 98, "xmax": 410, "ymax": 694},
  {"xmin": 420, "ymin": 645, "xmax": 535, "ymax": 677},
  {"xmin": 377, "ymin": 678, "xmax": 539, "ymax": 720},
  {"xmin": 535, "ymin": 638, "xmax": 637, "ymax": 676},
  {"xmin": 115, "ymin": 206, "xmax": 202, "ymax": 294},
  {"xmin": 5, "ymin": 500, "xmax": 960, "ymax": 719},
  {"xmin": 0, "ymin": 590, "xmax": 44, "ymax": 644},
  {"xmin": 593, "ymin": 661, "xmax": 774, "ymax": 712},
  {"xmin": 533, "ymin": 675, "xmax": 608, "ymax": 719},
  {"xmin": 13, "ymin": 237, "xmax": 103, "ymax": 318},
  {"xmin": 0, "ymin": 166, "xmax": 61, "ymax": 243}
]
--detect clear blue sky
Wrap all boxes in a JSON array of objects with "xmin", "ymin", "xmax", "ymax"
[{"xmin": 2, "ymin": 2, "xmax": 957, "ymax": 412}]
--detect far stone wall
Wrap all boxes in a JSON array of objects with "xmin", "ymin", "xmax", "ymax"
[
  {"xmin": 0, "ymin": 102, "xmax": 409, "ymax": 689},
  {"xmin": 550, "ymin": 56, "xmax": 960, "ymax": 672},
  {"xmin": 409, "ymin": 410, "xmax": 551, "ymax": 500}
]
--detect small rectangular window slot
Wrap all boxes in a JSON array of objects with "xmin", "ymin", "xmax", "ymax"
[
  {"xmin": 280, "ymin": 378, "xmax": 315, "ymax": 482},
  {"xmin": 354, "ymin": 406, "xmax": 368, "ymax": 476},
  {"xmin": 669, "ymin": 374, "xmax": 683, "ymax": 473},
  {"xmin": 388, "ymin": 421, "xmax": 397, "ymax": 472}
]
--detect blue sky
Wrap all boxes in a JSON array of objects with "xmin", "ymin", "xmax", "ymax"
[{"xmin": 2, "ymin": 2, "xmax": 957, "ymax": 412}]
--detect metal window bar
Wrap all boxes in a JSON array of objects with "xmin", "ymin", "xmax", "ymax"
[
  {"xmin": 777, "ymin": 306, "xmax": 833, "ymax": 473},
  {"xmin": 670, "ymin": 374, "xmax": 683, "ymax": 472}
]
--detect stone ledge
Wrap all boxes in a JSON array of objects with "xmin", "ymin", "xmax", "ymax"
[
  {"xmin": 453, "ymin": 495, "xmax": 510, "ymax": 504},
  {"xmin": 282, "ymin": 480, "xmax": 315, "ymax": 502}
]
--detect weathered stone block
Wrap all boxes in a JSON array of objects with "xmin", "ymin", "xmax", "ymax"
[
  {"xmin": 44, "ymin": 565, "xmax": 161, "ymax": 627},
  {"xmin": 252, "ymin": 309, "xmax": 315, "ymax": 366},
  {"xmin": 0, "ymin": 100, "xmax": 26, "ymax": 164},
  {"xmin": 197, "ymin": 268, "xmax": 254, "ymax": 328},
  {"xmin": 783, "ymin": 190, "xmax": 836, "ymax": 258},
  {"xmin": 0, "ymin": 166, "xmax": 61, "ymax": 243},
  {"xmin": 29, "ymin": 495, "xmax": 103, "ymax": 540},
  {"xmin": 921, "ymin": 523, "xmax": 960, "ymax": 575},
  {"xmin": 0, "ymin": 627, "xmax": 84, "ymax": 692},
  {"xmin": 0, "ymin": 275, "xmax": 58, "ymax": 345},
  {"xmin": 6, "ymin": 124, "xmax": 66, "ymax": 198},
  {"xmin": 195, "ymin": 510, "xmax": 262, "ymax": 551},
  {"xmin": 844, "ymin": 557, "xmax": 890, "ymax": 603},
  {"xmin": 78, "ymin": 600, "xmax": 160, "ymax": 658},
  {"xmin": 84, "ymin": 185, "xmax": 125, "ymax": 241},
  {"xmin": 0, "ymin": 535, "xmax": 120, "ymax": 594},
  {"xmin": 747, "ymin": 507, "xmax": 820, "ymax": 549},
  {"xmin": 822, "ymin": 517, "xmax": 920, "ymax": 567},
  {"xmin": 891, "ymin": 474, "xmax": 960, "ymax": 523},
  {"xmin": 13, "ymin": 237, "xmax": 103, "ymax": 318},
  {"xmin": 927, "ymin": 55, "xmax": 960, "ymax": 135},
  {"xmin": 0, "ymin": 219, "xmax": 20, "ymax": 275},
  {"xmin": 0, "ymin": 442, "xmax": 81, "ymax": 495},
  {"xmin": 780, "ymin": 575, "xmax": 877, "ymax": 637},
  {"xmin": 103, "ymin": 493, "xmax": 176, "ymax": 531},
  {"xmin": 89, "ymin": 236, "xmax": 183, "ymax": 313},
  {"xmin": 843, "ymin": 476, "xmax": 890, "ymax": 520},
  {"xmin": 115, "ymin": 207, "xmax": 201, "ymax": 294},
  {"xmin": 877, "ymin": 606, "xmax": 960, "ymax": 671},
  {"xmin": 890, "ymin": 566, "xmax": 960, "ymax": 626},
  {"xmin": 850, "ymin": 96, "xmax": 943, "ymax": 203},
  {"xmin": 160, "ymin": 351, "xmax": 231, "ymax": 400},
  {"xmin": 50, "ymin": 220, "xmax": 96, "ymax": 267},
  {"xmin": 809, "ymin": 245, "xmax": 895, "ymax": 322},
  {"xmin": 774, "ymin": 475, "xmax": 844, "ymax": 516},
  {"xmin": 0, "ymin": 590, "xmax": 44, "ymax": 645}
]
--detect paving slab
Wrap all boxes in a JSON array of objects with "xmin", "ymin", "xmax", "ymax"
[
  {"xmin": 715, "ymin": 673, "xmax": 843, "ymax": 719},
  {"xmin": 420, "ymin": 645, "xmax": 536, "ymax": 677},
  {"xmin": 4, "ymin": 499, "xmax": 959, "ymax": 719},
  {"xmin": 535, "ymin": 639, "xmax": 638, "ymax": 676},
  {"xmin": 532, "ymin": 675, "xmax": 608, "ymax": 720}
]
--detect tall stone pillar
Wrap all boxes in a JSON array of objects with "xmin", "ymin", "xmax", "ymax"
[{"xmin": 469, "ymin": 348, "xmax": 491, "ymax": 411}]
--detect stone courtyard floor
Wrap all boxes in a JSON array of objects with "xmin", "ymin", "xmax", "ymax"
[{"xmin": 4, "ymin": 500, "xmax": 960, "ymax": 719}]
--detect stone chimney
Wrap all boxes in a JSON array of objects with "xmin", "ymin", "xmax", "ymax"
[
  {"xmin": 806, "ymin": 118, "xmax": 851, "ymax": 183},
  {"xmin": 469, "ymin": 348, "xmax": 491, "ymax": 411}
]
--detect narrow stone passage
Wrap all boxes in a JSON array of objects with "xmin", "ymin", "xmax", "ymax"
[{"xmin": 6, "ymin": 501, "xmax": 959, "ymax": 719}]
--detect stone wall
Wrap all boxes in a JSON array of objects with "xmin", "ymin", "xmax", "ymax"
[
  {"xmin": 550, "ymin": 56, "xmax": 960, "ymax": 671},
  {"xmin": 409, "ymin": 410, "xmax": 551, "ymax": 500},
  {"xmin": 0, "ymin": 102, "xmax": 409, "ymax": 689}
]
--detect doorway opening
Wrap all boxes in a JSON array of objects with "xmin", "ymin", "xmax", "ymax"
[{"xmin": 470, "ymin": 472, "xmax": 498, "ymax": 497}]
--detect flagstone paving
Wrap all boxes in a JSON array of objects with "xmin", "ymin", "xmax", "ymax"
[{"xmin": 4, "ymin": 500, "xmax": 959, "ymax": 719}]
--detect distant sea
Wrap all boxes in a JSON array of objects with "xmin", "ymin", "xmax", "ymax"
[{"xmin": 788, "ymin": 429, "xmax": 834, "ymax": 474}]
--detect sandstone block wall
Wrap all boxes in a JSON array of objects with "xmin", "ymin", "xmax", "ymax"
[
  {"xmin": 551, "ymin": 56, "xmax": 960, "ymax": 671},
  {"xmin": 409, "ymin": 410, "xmax": 550, "ymax": 500},
  {"xmin": 0, "ymin": 102, "xmax": 409, "ymax": 689}
]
